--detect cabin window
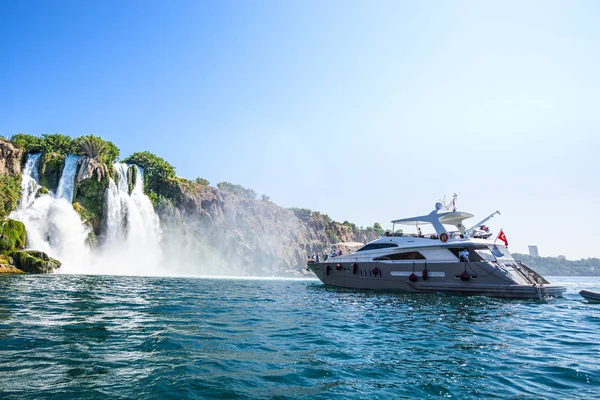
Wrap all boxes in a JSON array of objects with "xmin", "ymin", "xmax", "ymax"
[
  {"xmin": 356, "ymin": 243, "xmax": 399, "ymax": 252},
  {"xmin": 473, "ymin": 249, "xmax": 495, "ymax": 262},
  {"xmin": 373, "ymin": 251, "xmax": 425, "ymax": 261},
  {"xmin": 489, "ymin": 245, "xmax": 515, "ymax": 262}
]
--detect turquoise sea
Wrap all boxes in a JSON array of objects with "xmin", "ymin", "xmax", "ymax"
[{"xmin": 1, "ymin": 275, "xmax": 599, "ymax": 399}]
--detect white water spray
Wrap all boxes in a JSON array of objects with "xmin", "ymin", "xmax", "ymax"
[
  {"xmin": 12, "ymin": 155, "xmax": 296, "ymax": 277},
  {"xmin": 12, "ymin": 155, "xmax": 167, "ymax": 276},
  {"xmin": 19, "ymin": 153, "xmax": 41, "ymax": 210},
  {"xmin": 95, "ymin": 162, "xmax": 163, "ymax": 275},
  {"xmin": 10, "ymin": 154, "xmax": 91, "ymax": 269}
]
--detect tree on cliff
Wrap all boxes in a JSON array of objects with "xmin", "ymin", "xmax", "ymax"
[{"xmin": 73, "ymin": 135, "xmax": 120, "ymax": 165}]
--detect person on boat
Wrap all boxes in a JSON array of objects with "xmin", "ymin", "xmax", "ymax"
[
  {"xmin": 315, "ymin": 253, "xmax": 320, "ymax": 263},
  {"xmin": 324, "ymin": 253, "xmax": 329, "ymax": 261},
  {"xmin": 417, "ymin": 226, "xmax": 422, "ymax": 237},
  {"xmin": 338, "ymin": 247, "xmax": 342, "ymax": 256},
  {"xmin": 459, "ymin": 248, "xmax": 470, "ymax": 262}
]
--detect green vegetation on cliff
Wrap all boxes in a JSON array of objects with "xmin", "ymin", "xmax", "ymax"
[
  {"xmin": 7, "ymin": 133, "xmax": 118, "ymax": 232},
  {"xmin": 0, "ymin": 219, "xmax": 26, "ymax": 253},
  {"xmin": 10, "ymin": 133, "xmax": 46, "ymax": 154},
  {"xmin": 11, "ymin": 133, "xmax": 75, "ymax": 156},
  {"xmin": 73, "ymin": 172, "xmax": 110, "ymax": 234},
  {"xmin": 123, "ymin": 151, "xmax": 181, "ymax": 205},
  {"xmin": 0, "ymin": 174, "xmax": 21, "ymax": 218},
  {"xmin": 74, "ymin": 135, "xmax": 120, "ymax": 166},
  {"xmin": 10, "ymin": 133, "xmax": 119, "ymax": 165},
  {"xmin": 1, "ymin": 132, "xmax": 388, "ymax": 273},
  {"xmin": 39, "ymin": 152, "xmax": 65, "ymax": 192},
  {"xmin": 217, "ymin": 182, "xmax": 257, "ymax": 199},
  {"xmin": 513, "ymin": 253, "xmax": 600, "ymax": 276}
]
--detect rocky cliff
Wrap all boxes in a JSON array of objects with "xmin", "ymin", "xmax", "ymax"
[
  {"xmin": 158, "ymin": 181, "xmax": 379, "ymax": 275},
  {"xmin": 0, "ymin": 135, "xmax": 380, "ymax": 275},
  {"xmin": 0, "ymin": 139, "xmax": 23, "ymax": 177}
]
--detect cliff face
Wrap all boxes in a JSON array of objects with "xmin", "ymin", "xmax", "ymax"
[
  {"xmin": 159, "ymin": 181, "xmax": 379, "ymax": 275},
  {"xmin": 0, "ymin": 139, "xmax": 23, "ymax": 177},
  {"xmin": 0, "ymin": 141, "xmax": 380, "ymax": 275}
]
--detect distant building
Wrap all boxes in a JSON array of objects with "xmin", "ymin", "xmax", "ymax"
[{"xmin": 528, "ymin": 245, "xmax": 539, "ymax": 257}]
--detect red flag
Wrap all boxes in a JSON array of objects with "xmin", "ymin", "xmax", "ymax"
[{"xmin": 497, "ymin": 230, "xmax": 508, "ymax": 246}]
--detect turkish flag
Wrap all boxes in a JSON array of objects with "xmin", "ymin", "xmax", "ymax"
[{"xmin": 497, "ymin": 230, "xmax": 508, "ymax": 246}]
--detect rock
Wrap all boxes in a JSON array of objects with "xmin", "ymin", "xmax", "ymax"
[
  {"xmin": 76, "ymin": 156, "xmax": 108, "ymax": 184},
  {"xmin": 73, "ymin": 171, "xmax": 109, "ymax": 235},
  {"xmin": 0, "ymin": 219, "xmax": 27, "ymax": 252},
  {"xmin": 0, "ymin": 253, "xmax": 23, "ymax": 274},
  {"xmin": 36, "ymin": 186, "xmax": 49, "ymax": 197},
  {"xmin": 0, "ymin": 264, "xmax": 24, "ymax": 274},
  {"xmin": 39, "ymin": 152, "xmax": 65, "ymax": 192},
  {"xmin": 0, "ymin": 139, "xmax": 23, "ymax": 177},
  {"xmin": 9, "ymin": 250, "xmax": 61, "ymax": 274}
]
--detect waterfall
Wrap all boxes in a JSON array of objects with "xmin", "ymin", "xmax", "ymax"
[
  {"xmin": 10, "ymin": 153, "xmax": 91, "ymax": 269},
  {"xmin": 104, "ymin": 162, "xmax": 161, "ymax": 245},
  {"xmin": 19, "ymin": 153, "xmax": 41, "ymax": 210},
  {"xmin": 11, "ymin": 155, "xmax": 166, "ymax": 276},
  {"xmin": 98, "ymin": 162, "xmax": 163, "ymax": 275},
  {"xmin": 56, "ymin": 154, "xmax": 80, "ymax": 202}
]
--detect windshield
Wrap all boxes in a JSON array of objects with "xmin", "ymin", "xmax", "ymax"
[
  {"xmin": 473, "ymin": 248, "xmax": 495, "ymax": 262},
  {"xmin": 488, "ymin": 245, "xmax": 515, "ymax": 262}
]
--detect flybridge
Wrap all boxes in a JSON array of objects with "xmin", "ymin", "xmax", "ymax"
[{"xmin": 391, "ymin": 201, "xmax": 500, "ymax": 239}]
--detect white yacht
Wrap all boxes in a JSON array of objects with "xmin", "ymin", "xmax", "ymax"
[{"xmin": 307, "ymin": 202, "xmax": 566, "ymax": 299}]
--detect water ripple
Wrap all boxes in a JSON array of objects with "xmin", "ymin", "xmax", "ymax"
[{"xmin": 0, "ymin": 275, "xmax": 599, "ymax": 399}]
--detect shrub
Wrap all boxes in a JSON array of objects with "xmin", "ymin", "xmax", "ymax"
[
  {"xmin": 194, "ymin": 177, "xmax": 210, "ymax": 186},
  {"xmin": 217, "ymin": 182, "xmax": 256, "ymax": 199},
  {"xmin": 325, "ymin": 229, "xmax": 339, "ymax": 244},
  {"xmin": 42, "ymin": 133, "xmax": 74, "ymax": 154},
  {"xmin": 289, "ymin": 207, "xmax": 312, "ymax": 222},
  {"xmin": 123, "ymin": 151, "xmax": 180, "ymax": 205},
  {"xmin": 343, "ymin": 220, "xmax": 357, "ymax": 230},
  {"xmin": 0, "ymin": 175, "xmax": 21, "ymax": 218},
  {"xmin": 10, "ymin": 133, "xmax": 44, "ymax": 153}
]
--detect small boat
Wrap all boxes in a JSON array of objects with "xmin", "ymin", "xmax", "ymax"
[
  {"xmin": 307, "ymin": 199, "xmax": 566, "ymax": 299},
  {"xmin": 579, "ymin": 290, "xmax": 600, "ymax": 303}
]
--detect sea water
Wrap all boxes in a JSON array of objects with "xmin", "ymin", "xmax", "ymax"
[{"xmin": 0, "ymin": 275, "xmax": 598, "ymax": 399}]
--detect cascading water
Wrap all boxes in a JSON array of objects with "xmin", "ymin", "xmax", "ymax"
[
  {"xmin": 10, "ymin": 153, "xmax": 91, "ymax": 270},
  {"xmin": 19, "ymin": 153, "xmax": 41, "ymax": 210},
  {"xmin": 97, "ymin": 162, "xmax": 163, "ymax": 275},
  {"xmin": 11, "ymin": 155, "xmax": 166, "ymax": 275},
  {"xmin": 56, "ymin": 154, "xmax": 80, "ymax": 202}
]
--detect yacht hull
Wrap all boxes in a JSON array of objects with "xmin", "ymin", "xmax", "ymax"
[
  {"xmin": 308, "ymin": 261, "xmax": 566, "ymax": 299},
  {"xmin": 580, "ymin": 290, "xmax": 600, "ymax": 303}
]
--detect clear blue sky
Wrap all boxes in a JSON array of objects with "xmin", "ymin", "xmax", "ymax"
[{"xmin": 1, "ymin": 0, "xmax": 599, "ymax": 259}]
